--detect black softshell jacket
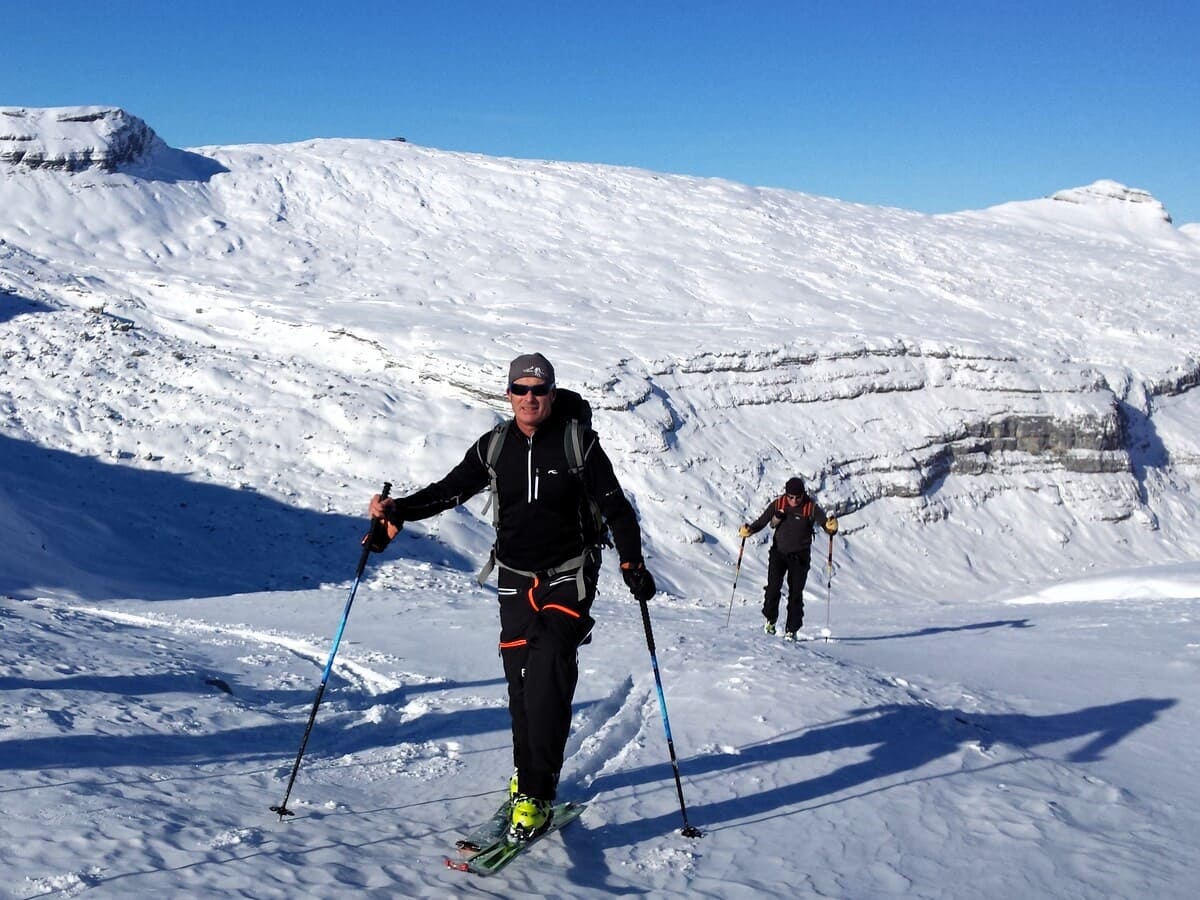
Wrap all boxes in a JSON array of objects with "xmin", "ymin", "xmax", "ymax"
[
  {"xmin": 746, "ymin": 495, "xmax": 827, "ymax": 556},
  {"xmin": 390, "ymin": 411, "xmax": 642, "ymax": 572}
]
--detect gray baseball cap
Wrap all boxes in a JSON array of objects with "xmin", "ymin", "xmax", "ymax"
[{"xmin": 507, "ymin": 352, "xmax": 555, "ymax": 385}]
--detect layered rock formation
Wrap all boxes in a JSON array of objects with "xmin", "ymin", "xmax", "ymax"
[{"xmin": 0, "ymin": 106, "xmax": 164, "ymax": 171}]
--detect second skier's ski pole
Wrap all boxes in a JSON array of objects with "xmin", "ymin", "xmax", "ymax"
[
  {"xmin": 271, "ymin": 481, "xmax": 391, "ymax": 819},
  {"xmin": 824, "ymin": 532, "xmax": 834, "ymax": 642},
  {"xmin": 637, "ymin": 596, "xmax": 703, "ymax": 839},
  {"xmin": 725, "ymin": 535, "xmax": 747, "ymax": 627}
]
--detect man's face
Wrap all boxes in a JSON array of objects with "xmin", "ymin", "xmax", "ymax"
[{"xmin": 508, "ymin": 377, "xmax": 555, "ymax": 432}]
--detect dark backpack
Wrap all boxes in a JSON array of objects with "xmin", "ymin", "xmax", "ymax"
[{"xmin": 476, "ymin": 388, "xmax": 611, "ymax": 583}]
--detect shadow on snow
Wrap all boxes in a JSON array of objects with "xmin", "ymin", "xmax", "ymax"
[
  {"xmin": 0, "ymin": 288, "xmax": 55, "ymax": 324},
  {"xmin": 836, "ymin": 618, "xmax": 1034, "ymax": 642},
  {"xmin": 0, "ymin": 432, "xmax": 474, "ymax": 601},
  {"xmin": 1119, "ymin": 399, "xmax": 1170, "ymax": 504},
  {"xmin": 0, "ymin": 671, "xmax": 512, "ymax": 776},
  {"xmin": 123, "ymin": 146, "xmax": 231, "ymax": 184},
  {"xmin": 579, "ymin": 695, "xmax": 1176, "ymax": 850}
]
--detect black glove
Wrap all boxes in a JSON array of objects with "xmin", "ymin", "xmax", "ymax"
[{"xmin": 621, "ymin": 560, "xmax": 657, "ymax": 602}]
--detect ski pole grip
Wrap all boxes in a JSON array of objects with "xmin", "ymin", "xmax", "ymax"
[
  {"xmin": 373, "ymin": 481, "xmax": 393, "ymax": 537},
  {"xmin": 369, "ymin": 481, "xmax": 393, "ymax": 539},
  {"xmin": 357, "ymin": 481, "xmax": 395, "ymax": 568}
]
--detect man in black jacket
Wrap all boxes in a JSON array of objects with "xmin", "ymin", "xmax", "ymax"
[
  {"xmin": 740, "ymin": 476, "xmax": 837, "ymax": 641},
  {"xmin": 368, "ymin": 352, "xmax": 656, "ymax": 841}
]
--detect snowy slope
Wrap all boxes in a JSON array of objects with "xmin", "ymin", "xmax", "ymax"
[
  {"xmin": 2, "ymin": 107, "xmax": 1199, "ymax": 898},
  {"xmin": 4, "ymin": 576, "xmax": 1197, "ymax": 898}
]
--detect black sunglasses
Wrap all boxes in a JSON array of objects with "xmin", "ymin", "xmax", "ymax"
[{"xmin": 508, "ymin": 382, "xmax": 554, "ymax": 397}]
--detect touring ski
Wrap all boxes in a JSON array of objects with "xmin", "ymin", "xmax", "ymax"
[
  {"xmin": 453, "ymin": 798, "xmax": 514, "ymax": 854},
  {"xmin": 445, "ymin": 801, "xmax": 586, "ymax": 876}
]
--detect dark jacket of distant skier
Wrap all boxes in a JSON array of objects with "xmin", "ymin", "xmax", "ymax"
[
  {"xmin": 741, "ymin": 476, "xmax": 837, "ymax": 636},
  {"xmin": 366, "ymin": 352, "xmax": 656, "ymax": 836}
]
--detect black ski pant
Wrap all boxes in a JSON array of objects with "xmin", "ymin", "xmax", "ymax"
[
  {"xmin": 762, "ymin": 545, "xmax": 810, "ymax": 634},
  {"xmin": 497, "ymin": 551, "xmax": 599, "ymax": 802}
]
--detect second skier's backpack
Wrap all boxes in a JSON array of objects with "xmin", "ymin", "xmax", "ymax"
[{"xmin": 773, "ymin": 494, "xmax": 814, "ymax": 524}]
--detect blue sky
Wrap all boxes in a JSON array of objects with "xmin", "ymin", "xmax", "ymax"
[{"xmin": 6, "ymin": 1, "xmax": 1199, "ymax": 222}]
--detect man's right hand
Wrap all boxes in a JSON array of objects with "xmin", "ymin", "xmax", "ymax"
[
  {"xmin": 738, "ymin": 524, "xmax": 752, "ymax": 538},
  {"xmin": 365, "ymin": 494, "xmax": 402, "ymax": 552},
  {"xmin": 370, "ymin": 493, "xmax": 395, "ymax": 522}
]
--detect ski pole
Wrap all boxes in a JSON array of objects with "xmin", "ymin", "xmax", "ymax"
[
  {"xmin": 724, "ymin": 535, "xmax": 747, "ymax": 628},
  {"xmin": 637, "ymin": 596, "xmax": 703, "ymax": 839},
  {"xmin": 824, "ymin": 532, "xmax": 834, "ymax": 642},
  {"xmin": 271, "ymin": 481, "xmax": 391, "ymax": 819}
]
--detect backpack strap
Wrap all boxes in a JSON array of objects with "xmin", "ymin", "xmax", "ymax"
[
  {"xmin": 564, "ymin": 420, "xmax": 586, "ymax": 473},
  {"xmin": 476, "ymin": 422, "xmax": 509, "ymax": 585},
  {"xmin": 565, "ymin": 420, "xmax": 611, "ymax": 548},
  {"xmin": 480, "ymin": 421, "xmax": 508, "ymax": 527}
]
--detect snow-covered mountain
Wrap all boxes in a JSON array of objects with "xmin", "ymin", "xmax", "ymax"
[
  {"xmin": 2, "ymin": 107, "xmax": 1198, "ymax": 897},
  {"xmin": 3, "ymin": 106, "xmax": 1199, "ymax": 603}
]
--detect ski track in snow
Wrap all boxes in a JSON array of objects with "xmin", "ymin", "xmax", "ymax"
[{"xmin": 56, "ymin": 601, "xmax": 408, "ymax": 697}]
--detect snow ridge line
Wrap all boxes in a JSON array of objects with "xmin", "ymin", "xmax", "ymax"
[{"xmin": 32, "ymin": 599, "xmax": 403, "ymax": 696}]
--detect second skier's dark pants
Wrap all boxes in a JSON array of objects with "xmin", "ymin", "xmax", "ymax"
[
  {"xmin": 762, "ymin": 545, "xmax": 810, "ymax": 634},
  {"xmin": 497, "ymin": 552, "xmax": 599, "ymax": 802}
]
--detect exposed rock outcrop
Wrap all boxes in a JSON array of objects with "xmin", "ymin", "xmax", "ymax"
[
  {"xmin": 1051, "ymin": 180, "xmax": 1173, "ymax": 224},
  {"xmin": 603, "ymin": 344, "xmax": 1158, "ymax": 518},
  {"xmin": 0, "ymin": 106, "xmax": 164, "ymax": 172}
]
